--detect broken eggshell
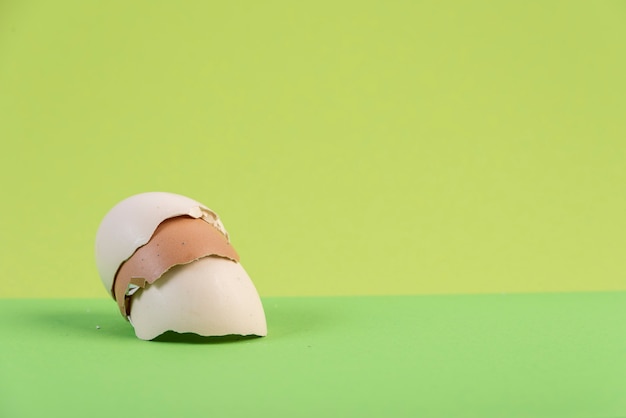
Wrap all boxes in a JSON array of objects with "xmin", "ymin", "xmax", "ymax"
[
  {"xmin": 130, "ymin": 257, "xmax": 266, "ymax": 340},
  {"xmin": 113, "ymin": 215, "xmax": 240, "ymax": 317},
  {"xmin": 94, "ymin": 192, "xmax": 267, "ymax": 340},
  {"xmin": 95, "ymin": 191, "xmax": 228, "ymax": 297}
]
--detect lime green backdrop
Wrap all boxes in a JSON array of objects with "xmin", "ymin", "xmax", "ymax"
[{"xmin": 1, "ymin": 1, "xmax": 624, "ymax": 298}]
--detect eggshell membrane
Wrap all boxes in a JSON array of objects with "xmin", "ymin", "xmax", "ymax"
[
  {"xmin": 129, "ymin": 257, "xmax": 267, "ymax": 340},
  {"xmin": 95, "ymin": 192, "xmax": 228, "ymax": 297},
  {"xmin": 113, "ymin": 216, "xmax": 239, "ymax": 317}
]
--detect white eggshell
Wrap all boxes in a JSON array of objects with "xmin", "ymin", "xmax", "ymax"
[
  {"xmin": 95, "ymin": 192, "xmax": 227, "ymax": 297},
  {"xmin": 129, "ymin": 257, "xmax": 267, "ymax": 340}
]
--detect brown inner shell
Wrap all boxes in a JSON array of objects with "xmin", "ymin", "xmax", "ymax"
[{"xmin": 112, "ymin": 216, "xmax": 240, "ymax": 317}]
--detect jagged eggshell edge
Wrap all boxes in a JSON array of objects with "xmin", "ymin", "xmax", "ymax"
[{"xmin": 95, "ymin": 192, "xmax": 227, "ymax": 297}]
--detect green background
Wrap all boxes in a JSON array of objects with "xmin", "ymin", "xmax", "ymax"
[
  {"xmin": 1, "ymin": 1, "xmax": 625, "ymax": 298},
  {"xmin": 1, "ymin": 2, "xmax": 626, "ymax": 417},
  {"xmin": 2, "ymin": 293, "xmax": 626, "ymax": 417}
]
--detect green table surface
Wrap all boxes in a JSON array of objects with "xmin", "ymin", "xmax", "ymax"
[{"xmin": 1, "ymin": 293, "xmax": 625, "ymax": 417}]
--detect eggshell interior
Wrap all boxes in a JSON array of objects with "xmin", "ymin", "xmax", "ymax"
[
  {"xmin": 113, "ymin": 215, "xmax": 239, "ymax": 317},
  {"xmin": 129, "ymin": 256, "xmax": 267, "ymax": 340},
  {"xmin": 95, "ymin": 192, "xmax": 228, "ymax": 297}
]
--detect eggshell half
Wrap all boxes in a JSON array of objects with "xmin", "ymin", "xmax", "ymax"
[
  {"xmin": 95, "ymin": 192, "xmax": 228, "ymax": 297},
  {"xmin": 113, "ymin": 216, "xmax": 239, "ymax": 317},
  {"xmin": 129, "ymin": 257, "xmax": 267, "ymax": 340}
]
